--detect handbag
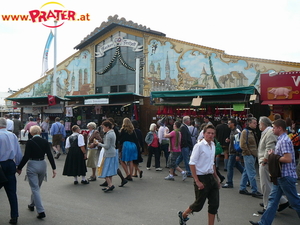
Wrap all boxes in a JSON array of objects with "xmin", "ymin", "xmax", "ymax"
[
  {"xmin": 214, "ymin": 139, "xmax": 223, "ymax": 155},
  {"xmin": 134, "ymin": 130, "xmax": 143, "ymax": 163},
  {"xmin": 0, "ymin": 164, "xmax": 8, "ymax": 184}
]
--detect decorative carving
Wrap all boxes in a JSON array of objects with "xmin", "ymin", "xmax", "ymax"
[
  {"xmin": 177, "ymin": 72, "xmax": 184, "ymax": 90},
  {"xmin": 80, "ymin": 15, "xmax": 151, "ymax": 44}
]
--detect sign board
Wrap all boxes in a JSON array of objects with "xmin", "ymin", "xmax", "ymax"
[
  {"xmin": 84, "ymin": 98, "xmax": 109, "ymax": 105},
  {"xmin": 260, "ymin": 71, "xmax": 300, "ymax": 101},
  {"xmin": 43, "ymin": 105, "xmax": 64, "ymax": 113},
  {"xmin": 233, "ymin": 104, "xmax": 245, "ymax": 111}
]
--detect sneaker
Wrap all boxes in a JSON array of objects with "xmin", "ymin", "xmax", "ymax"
[
  {"xmin": 156, "ymin": 168, "xmax": 163, "ymax": 171},
  {"xmin": 222, "ymin": 183, "xmax": 233, "ymax": 188},
  {"xmin": 165, "ymin": 175, "xmax": 175, "ymax": 181},
  {"xmin": 178, "ymin": 211, "xmax": 189, "ymax": 225},
  {"xmin": 147, "ymin": 167, "xmax": 151, "ymax": 170},
  {"xmin": 182, "ymin": 172, "xmax": 187, "ymax": 181}
]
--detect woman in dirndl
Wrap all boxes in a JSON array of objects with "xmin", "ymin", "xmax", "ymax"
[
  {"xmin": 119, "ymin": 118, "xmax": 139, "ymax": 181},
  {"xmin": 94, "ymin": 120, "xmax": 118, "ymax": 192},
  {"xmin": 62, "ymin": 125, "xmax": 89, "ymax": 185}
]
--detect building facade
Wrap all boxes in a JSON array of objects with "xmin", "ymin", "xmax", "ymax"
[{"xmin": 6, "ymin": 15, "xmax": 300, "ymax": 129}]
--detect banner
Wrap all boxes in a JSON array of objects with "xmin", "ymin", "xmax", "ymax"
[
  {"xmin": 48, "ymin": 95, "xmax": 56, "ymax": 106},
  {"xmin": 41, "ymin": 31, "xmax": 54, "ymax": 76}
]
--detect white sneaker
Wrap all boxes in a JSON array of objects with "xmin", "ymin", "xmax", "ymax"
[
  {"xmin": 147, "ymin": 167, "xmax": 151, "ymax": 170},
  {"xmin": 182, "ymin": 171, "xmax": 187, "ymax": 181},
  {"xmin": 164, "ymin": 175, "xmax": 174, "ymax": 181},
  {"xmin": 156, "ymin": 168, "xmax": 163, "ymax": 171}
]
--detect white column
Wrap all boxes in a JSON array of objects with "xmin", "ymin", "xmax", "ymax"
[
  {"xmin": 53, "ymin": 21, "xmax": 57, "ymax": 96},
  {"xmin": 135, "ymin": 57, "xmax": 140, "ymax": 95}
]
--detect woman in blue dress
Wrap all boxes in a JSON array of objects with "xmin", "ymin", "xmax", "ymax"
[
  {"xmin": 119, "ymin": 118, "xmax": 139, "ymax": 181},
  {"xmin": 94, "ymin": 120, "xmax": 118, "ymax": 192}
]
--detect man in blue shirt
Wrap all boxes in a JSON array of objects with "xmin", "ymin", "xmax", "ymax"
[
  {"xmin": 250, "ymin": 119, "xmax": 300, "ymax": 225},
  {"xmin": 0, "ymin": 117, "xmax": 23, "ymax": 224},
  {"xmin": 50, "ymin": 117, "xmax": 66, "ymax": 159}
]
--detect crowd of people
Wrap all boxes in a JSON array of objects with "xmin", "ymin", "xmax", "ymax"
[{"xmin": 1, "ymin": 113, "xmax": 300, "ymax": 225}]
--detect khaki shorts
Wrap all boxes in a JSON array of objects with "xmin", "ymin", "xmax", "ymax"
[
  {"xmin": 222, "ymin": 146, "xmax": 229, "ymax": 155},
  {"xmin": 87, "ymin": 149, "xmax": 99, "ymax": 168},
  {"xmin": 52, "ymin": 134, "xmax": 63, "ymax": 146}
]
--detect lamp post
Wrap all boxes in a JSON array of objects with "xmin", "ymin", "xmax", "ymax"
[
  {"xmin": 135, "ymin": 57, "xmax": 140, "ymax": 95},
  {"xmin": 135, "ymin": 56, "xmax": 144, "ymax": 95}
]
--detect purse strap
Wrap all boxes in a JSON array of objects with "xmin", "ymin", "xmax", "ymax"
[{"xmin": 133, "ymin": 130, "xmax": 142, "ymax": 149}]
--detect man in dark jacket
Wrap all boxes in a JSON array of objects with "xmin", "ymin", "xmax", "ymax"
[
  {"xmin": 176, "ymin": 116, "xmax": 193, "ymax": 176},
  {"xmin": 216, "ymin": 116, "xmax": 231, "ymax": 171}
]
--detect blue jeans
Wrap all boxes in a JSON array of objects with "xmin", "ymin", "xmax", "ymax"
[
  {"xmin": 226, "ymin": 154, "xmax": 244, "ymax": 186},
  {"xmin": 259, "ymin": 176, "xmax": 300, "ymax": 225},
  {"xmin": 176, "ymin": 147, "xmax": 191, "ymax": 176},
  {"xmin": 41, "ymin": 132, "xmax": 48, "ymax": 141},
  {"xmin": 240, "ymin": 155, "xmax": 258, "ymax": 193}
]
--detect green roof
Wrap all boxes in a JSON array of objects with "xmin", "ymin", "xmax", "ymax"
[
  {"xmin": 151, "ymin": 86, "xmax": 256, "ymax": 98},
  {"xmin": 64, "ymin": 92, "xmax": 142, "ymax": 99}
]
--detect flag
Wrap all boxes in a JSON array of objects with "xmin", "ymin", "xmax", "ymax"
[
  {"xmin": 48, "ymin": 95, "xmax": 56, "ymax": 106},
  {"xmin": 41, "ymin": 31, "xmax": 54, "ymax": 76}
]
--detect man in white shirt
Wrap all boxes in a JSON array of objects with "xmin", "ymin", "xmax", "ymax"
[
  {"xmin": 178, "ymin": 124, "xmax": 220, "ymax": 225},
  {"xmin": 5, "ymin": 114, "xmax": 14, "ymax": 132}
]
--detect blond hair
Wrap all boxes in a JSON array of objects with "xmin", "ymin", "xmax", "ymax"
[
  {"xmin": 121, "ymin": 117, "xmax": 134, "ymax": 134},
  {"xmin": 87, "ymin": 122, "xmax": 97, "ymax": 129},
  {"xmin": 30, "ymin": 125, "xmax": 41, "ymax": 135},
  {"xmin": 149, "ymin": 123, "xmax": 156, "ymax": 132}
]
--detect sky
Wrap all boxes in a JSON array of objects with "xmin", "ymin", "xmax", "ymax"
[{"xmin": 1, "ymin": 0, "xmax": 300, "ymax": 93}]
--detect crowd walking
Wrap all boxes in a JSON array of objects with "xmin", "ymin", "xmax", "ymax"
[{"xmin": 1, "ymin": 114, "xmax": 300, "ymax": 225}]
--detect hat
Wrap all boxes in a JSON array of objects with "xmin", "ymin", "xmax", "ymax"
[{"xmin": 221, "ymin": 116, "xmax": 228, "ymax": 121}]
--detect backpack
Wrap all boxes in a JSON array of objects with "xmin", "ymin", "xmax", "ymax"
[
  {"xmin": 290, "ymin": 133, "xmax": 300, "ymax": 147},
  {"xmin": 233, "ymin": 129, "xmax": 248, "ymax": 153}
]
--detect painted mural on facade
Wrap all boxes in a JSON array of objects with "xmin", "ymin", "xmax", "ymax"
[
  {"xmin": 146, "ymin": 39, "xmax": 260, "ymax": 93},
  {"xmin": 17, "ymin": 50, "xmax": 92, "ymax": 98}
]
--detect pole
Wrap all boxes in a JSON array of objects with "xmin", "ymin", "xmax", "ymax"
[
  {"xmin": 135, "ymin": 57, "xmax": 140, "ymax": 95},
  {"xmin": 53, "ymin": 21, "xmax": 57, "ymax": 96}
]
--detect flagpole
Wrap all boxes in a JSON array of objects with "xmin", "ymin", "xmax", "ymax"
[{"xmin": 53, "ymin": 20, "xmax": 57, "ymax": 96}]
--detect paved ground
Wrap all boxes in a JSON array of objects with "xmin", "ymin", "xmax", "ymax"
[{"xmin": 1, "ymin": 145, "xmax": 300, "ymax": 225}]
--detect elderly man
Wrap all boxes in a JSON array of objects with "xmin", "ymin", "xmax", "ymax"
[
  {"xmin": 239, "ymin": 117, "xmax": 263, "ymax": 198},
  {"xmin": 256, "ymin": 116, "xmax": 289, "ymax": 215},
  {"xmin": 40, "ymin": 117, "xmax": 50, "ymax": 141},
  {"xmin": 0, "ymin": 117, "xmax": 23, "ymax": 224}
]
